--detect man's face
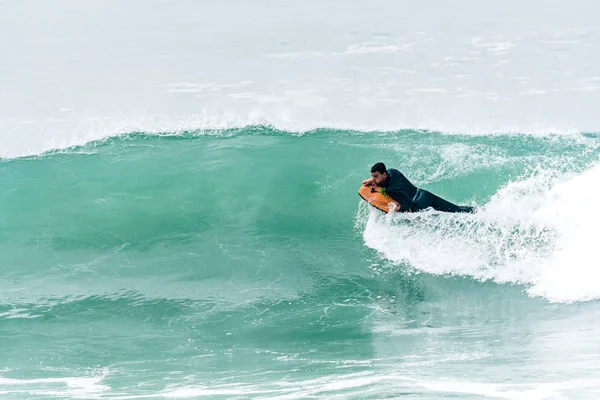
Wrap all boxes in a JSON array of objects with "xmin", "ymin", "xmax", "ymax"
[{"xmin": 371, "ymin": 171, "xmax": 387, "ymax": 186}]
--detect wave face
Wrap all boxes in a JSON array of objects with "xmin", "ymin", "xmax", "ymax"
[{"xmin": 2, "ymin": 126, "xmax": 600, "ymax": 398}]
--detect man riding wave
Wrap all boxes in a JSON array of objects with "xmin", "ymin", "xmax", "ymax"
[{"xmin": 362, "ymin": 162, "xmax": 475, "ymax": 213}]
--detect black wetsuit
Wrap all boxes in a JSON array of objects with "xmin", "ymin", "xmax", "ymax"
[{"xmin": 382, "ymin": 168, "xmax": 475, "ymax": 213}]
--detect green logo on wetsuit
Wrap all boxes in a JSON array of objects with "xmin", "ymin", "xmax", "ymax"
[{"xmin": 378, "ymin": 187, "xmax": 390, "ymax": 198}]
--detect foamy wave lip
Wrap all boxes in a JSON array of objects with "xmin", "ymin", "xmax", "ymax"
[
  {"xmin": 2, "ymin": 108, "xmax": 596, "ymax": 160},
  {"xmin": 360, "ymin": 162, "xmax": 600, "ymax": 303},
  {"xmin": 0, "ymin": 112, "xmax": 268, "ymax": 159}
]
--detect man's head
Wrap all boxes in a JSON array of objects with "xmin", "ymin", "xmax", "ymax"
[{"xmin": 370, "ymin": 162, "xmax": 388, "ymax": 186}]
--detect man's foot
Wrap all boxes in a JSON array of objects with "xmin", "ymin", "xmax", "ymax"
[{"xmin": 459, "ymin": 206, "xmax": 477, "ymax": 213}]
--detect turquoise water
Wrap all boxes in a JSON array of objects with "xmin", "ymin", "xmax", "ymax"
[
  {"xmin": 2, "ymin": 127, "xmax": 600, "ymax": 398},
  {"xmin": 3, "ymin": 0, "xmax": 600, "ymax": 397}
]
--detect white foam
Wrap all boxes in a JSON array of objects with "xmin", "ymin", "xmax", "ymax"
[
  {"xmin": 0, "ymin": 308, "xmax": 42, "ymax": 319},
  {"xmin": 0, "ymin": 372, "xmax": 109, "ymax": 398},
  {"xmin": 265, "ymin": 51, "xmax": 325, "ymax": 60},
  {"xmin": 360, "ymin": 162, "xmax": 600, "ymax": 303},
  {"xmin": 527, "ymin": 164, "xmax": 600, "ymax": 302},
  {"xmin": 143, "ymin": 372, "xmax": 600, "ymax": 400},
  {"xmin": 345, "ymin": 43, "xmax": 416, "ymax": 55}
]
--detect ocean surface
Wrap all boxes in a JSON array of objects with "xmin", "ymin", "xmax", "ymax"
[{"xmin": 2, "ymin": 1, "xmax": 600, "ymax": 399}]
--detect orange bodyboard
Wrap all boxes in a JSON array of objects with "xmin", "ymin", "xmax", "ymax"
[{"xmin": 358, "ymin": 185, "xmax": 401, "ymax": 213}]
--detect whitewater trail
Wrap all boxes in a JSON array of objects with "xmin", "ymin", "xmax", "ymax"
[{"xmin": 361, "ymin": 161, "xmax": 600, "ymax": 303}]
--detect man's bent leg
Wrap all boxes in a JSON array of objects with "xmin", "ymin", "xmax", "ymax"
[{"xmin": 413, "ymin": 189, "xmax": 475, "ymax": 213}]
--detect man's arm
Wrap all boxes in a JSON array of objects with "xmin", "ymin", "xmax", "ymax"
[{"xmin": 362, "ymin": 177, "xmax": 374, "ymax": 186}]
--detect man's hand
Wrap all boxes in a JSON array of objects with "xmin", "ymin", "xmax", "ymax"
[{"xmin": 362, "ymin": 177, "xmax": 374, "ymax": 186}]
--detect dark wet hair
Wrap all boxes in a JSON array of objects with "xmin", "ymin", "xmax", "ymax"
[{"xmin": 370, "ymin": 162, "xmax": 387, "ymax": 174}]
